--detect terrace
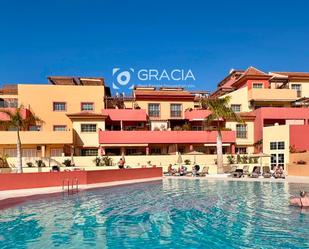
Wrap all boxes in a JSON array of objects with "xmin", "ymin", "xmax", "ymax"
[{"xmin": 248, "ymin": 88, "xmax": 297, "ymax": 102}]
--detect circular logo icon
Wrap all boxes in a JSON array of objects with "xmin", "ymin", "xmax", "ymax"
[{"xmin": 112, "ymin": 68, "xmax": 134, "ymax": 90}]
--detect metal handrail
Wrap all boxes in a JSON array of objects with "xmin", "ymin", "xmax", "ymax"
[{"xmin": 62, "ymin": 178, "xmax": 79, "ymax": 195}]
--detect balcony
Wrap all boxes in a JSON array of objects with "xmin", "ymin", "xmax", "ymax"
[
  {"xmin": 248, "ymin": 89, "xmax": 297, "ymax": 102},
  {"xmin": 0, "ymin": 131, "xmax": 73, "ymax": 145},
  {"xmin": 99, "ymin": 130, "xmax": 236, "ymax": 145},
  {"xmin": 0, "ymin": 107, "xmax": 31, "ymax": 121}
]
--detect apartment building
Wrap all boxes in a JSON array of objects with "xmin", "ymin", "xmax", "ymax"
[
  {"xmin": 0, "ymin": 67, "xmax": 309, "ymax": 170},
  {"xmin": 0, "ymin": 77, "xmax": 109, "ymax": 158},
  {"xmin": 211, "ymin": 66, "xmax": 309, "ymax": 168}
]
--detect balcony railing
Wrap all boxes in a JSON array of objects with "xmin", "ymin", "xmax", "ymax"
[
  {"xmin": 248, "ymin": 88, "xmax": 298, "ymax": 102},
  {"xmin": 99, "ymin": 130, "xmax": 236, "ymax": 145},
  {"xmin": 0, "ymin": 131, "xmax": 73, "ymax": 145}
]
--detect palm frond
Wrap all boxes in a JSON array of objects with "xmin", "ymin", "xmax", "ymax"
[{"xmin": 203, "ymin": 96, "xmax": 243, "ymax": 124}]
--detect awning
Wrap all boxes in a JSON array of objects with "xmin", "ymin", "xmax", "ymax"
[
  {"xmin": 102, "ymin": 109, "xmax": 148, "ymax": 121},
  {"xmin": 184, "ymin": 109, "xmax": 212, "ymax": 121}
]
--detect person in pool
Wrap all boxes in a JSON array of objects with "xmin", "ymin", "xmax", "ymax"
[
  {"xmin": 290, "ymin": 191, "xmax": 309, "ymax": 208},
  {"xmin": 118, "ymin": 158, "xmax": 125, "ymax": 169}
]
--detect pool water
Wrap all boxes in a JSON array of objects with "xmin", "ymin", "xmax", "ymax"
[{"xmin": 1, "ymin": 179, "xmax": 309, "ymax": 249}]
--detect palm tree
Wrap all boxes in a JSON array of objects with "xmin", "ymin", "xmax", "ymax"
[
  {"xmin": 202, "ymin": 96, "xmax": 242, "ymax": 174},
  {"xmin": 0, "ymin": 105, "xmax": 42, "ymax": 173}
]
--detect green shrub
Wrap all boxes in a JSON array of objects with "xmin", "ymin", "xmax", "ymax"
[
  {"xmin": 35, "ymin": 160, "xmax": 46, "ymax": 167},
  {"xmin": 101, "ymin": 156, "xmax": 113, "ymax": 166},
  {"xmin": 236, "ymin": 154, "xmax": 241, "ymax": 164},
  {"xmin": 241, "ymin": 155, "xmax": 248, "ymax": 164},
  {"xmin": 184, "ymin": 159, "xmax": 191, "ymax": 165},
  {"xmin": 93, "ymin": 157, "xmax": 101, "ymax": 166},
  {"xmin": 26, "ymin": 162, "xmax": 34, "ymax": 167},
  {"xmin": 227, "ymin": 155, "xmax": 235, "ymax": 164},
  {"xmin": 62, "ymin": 159, "xmax": 72, "ymax": 167}
]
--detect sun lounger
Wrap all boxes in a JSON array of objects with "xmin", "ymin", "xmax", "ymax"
[
  {"xmin": 242, "ymin": 165, "xmax": 249, "ymax": 176},
  {"xmin": 230, "ymin": 165, "xmax": 237, "ymax": 173},
  {"xmin": 199, "ymin": 166, "xmax": 209, "ymax": 177},
  {"xmin": 250, "ymin": 166, "xmax": 261, "ymax": 178},
  {"xmin": 232, "ymin": 169, "xmax": 243, "ymax": 178},
  {"xmin": 262, "ymin": 166, "xmax": 271, "ymax": 178}
]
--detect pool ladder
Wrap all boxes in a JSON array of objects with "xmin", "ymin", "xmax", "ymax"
[{"xmin": 62, "ymin": 178, "xmax": 79, "ymax": 195}]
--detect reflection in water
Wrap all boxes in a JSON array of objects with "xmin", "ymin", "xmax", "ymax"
[{"xmin": 0, "ymin": 179, "xmax": 309, "ymax": 249}]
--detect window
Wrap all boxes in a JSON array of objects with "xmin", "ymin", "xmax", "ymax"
[
  {"xmin": 148, "ymin": 104, "xmax": 160, "ymax": 117},
  {"xmin": 81, "ymin": 124, "xmax": 97, "ymax": 132},
  {"xmin": 270, "ymin": 141, "xmax": 285, "ymax": 150},
  {"xmin": 0, "ymin": 99, "xmax": 17, "ymax": 108},
  {"xmin": 278, "ymin": 141, "xmax": 285, "ymax": 150},
  {"xmin": 81, "ymin": 149, "xmax": 98, "ymax": 156},
  {"xmin": 170, "ymin": 104, "xmax": 182, "ymax": 117},
  {"xmin": 236, "ymin": 124, "xmax": 247, "ymax": 138},
  {"xmin": 126, "ymin": 148, "xmax": 138, "ymax": 155},
  {"xmin": 278, "ymin": 153, "xmax": 285, "ymax": 167},
  {"xmin": 231, "ymin": 104, "xmax": 241, "ymax": 113},
  {"xmin": 291, "ymin": 84, "xmax": 302, "ymax": 97},
  {"xmin": 270, "ymin": 142, "xmax": 277, "ymax": 150},
  {"xmin": 253, "ymin": 83, "xmax": 263, "ymax": 89},
  {"xmin": 7, "ymin": 126, "xmax": 18, "ymax": 131},
  {"xmin": 22, "ymin": 148, "xmax": 37, "ymax": 157},
  {"xmin": 53, "ymin": 102, "xmax": 66, "ymax": 111},
  {"xmin": 4, "ymin": 148, "xmax": 17, "ymax": 157},
  {"xmin": 29, "ymin": 125, "xmax": 41, "ymax": 131},
  {"xmin": 150, "ymin": 147, "xmax": 161, "ymax": 155},
  {"xmin": 53, "ymin": 125, "xmax": 67, "ymax": 131},
  {"xmin": 271, "ymin": 154, "xmax": 277, "ymax": 169},
  {"xmin": 81, "ymin": 102, "xmax": 94, "ymax": 111},
  {"xmin": 192, "ymin": 126, "xmax": 203, "ymax": 131},
  {"xmin": 50, "ymin": 148, "xmax": 63, "ymax": 157},
  {"xmin": 236, "ymin": 147, "xmax": 247, "ymax": 154}
]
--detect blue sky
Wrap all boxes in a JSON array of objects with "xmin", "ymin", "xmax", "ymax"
[{"xmin": 0, "ymin": 0, "xmax": 309, "ymax": 93}]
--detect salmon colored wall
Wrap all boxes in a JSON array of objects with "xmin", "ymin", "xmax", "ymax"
[
  {"xmin": 290, "ymin": 125, "xmax": 309, "ymax": 151},
  {"xmin": 86, "ymin": 168, "xmax": 162, "ymax": 184},
  {"xmin": 0, "ymin": 168, "xmax": 162, "ymax": 191},
  {"xmin": 253, "ymin": 107, "xmax": 309, "ymax": 144},
  {"xmin": 0, "ymin": 171, "xmax": 87, "ymax": 190},
  {"xmin": 288, "ymin": 164, "xmax": 309, "ymax": 176},
  {"xmin": 247, "ymin": 79, "xmax": 270, "ymax": 90}
]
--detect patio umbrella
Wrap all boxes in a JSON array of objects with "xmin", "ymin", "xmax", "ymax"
[
  {"xmin": 186, "ymin": 150, "xmax": 204, "ymax": 155},
  {"xmin": 177, "ymin": 153, "xmax": 183, "ymax": 167}
]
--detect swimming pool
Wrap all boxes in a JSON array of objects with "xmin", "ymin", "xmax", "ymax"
[{"xmin": 1, "ymin": 179, "xmax": 309, "ymax": 249}]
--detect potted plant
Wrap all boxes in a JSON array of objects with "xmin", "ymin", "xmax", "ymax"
[
  {"xmin": 227, "ymin": 155, "xmax": 235, "ymax": 164},
  {"xmin": 62, "ymin": 159, "xmax": 72, "ymax": 167},
  {"xmin": 93, "ymin": 157, "xmax": 101, "ymax": 166},
  {"xmin": 26, "ymin": 162, "xmax": 34, "ymax": 167},
  {"xmin": 35, "ymin": 160, "xmax": 46, "ymax": 167}
]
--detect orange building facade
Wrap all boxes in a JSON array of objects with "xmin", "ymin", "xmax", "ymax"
[{"xmin": 1, "ymin": 67, "xmax": 309, "ymax": 170}]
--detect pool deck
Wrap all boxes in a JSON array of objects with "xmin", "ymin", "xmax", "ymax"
[
  {"xmin": 165, "ymin": 175, "xmax": 309, "ymax": 183},
  {"xmin": 0, "ymin": 175, "xmax": 308, "ymax": 209}
]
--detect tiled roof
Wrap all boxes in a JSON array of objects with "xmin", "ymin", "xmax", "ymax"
[
  {"xmin": 184, "ymin": 109, "xmax": 212, "ymax": 121},
  {"xmin": 134, "ymin": 89, "xmax": 195, "ymax": 100},
  {"xmin": 271, "ymin": 72, "xmax": 309, "ymax": 79},
  {"xmin": 134, "ymin": 90, "xmax": 193, "ymax": 96},
  {"xmin": 48, "ymin": 76, "xmax": 105, "ymax": 86},
  {"xmin": 231, "ymin": 66, "xmax": 271, "ymax": 88},
  {"xmin": 102, "ymin": 109, "xmax": 148, "ymax": 121},
  {"xmin": 66, "ymin": 112, "xmax": 107, "ymax": 119}
]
